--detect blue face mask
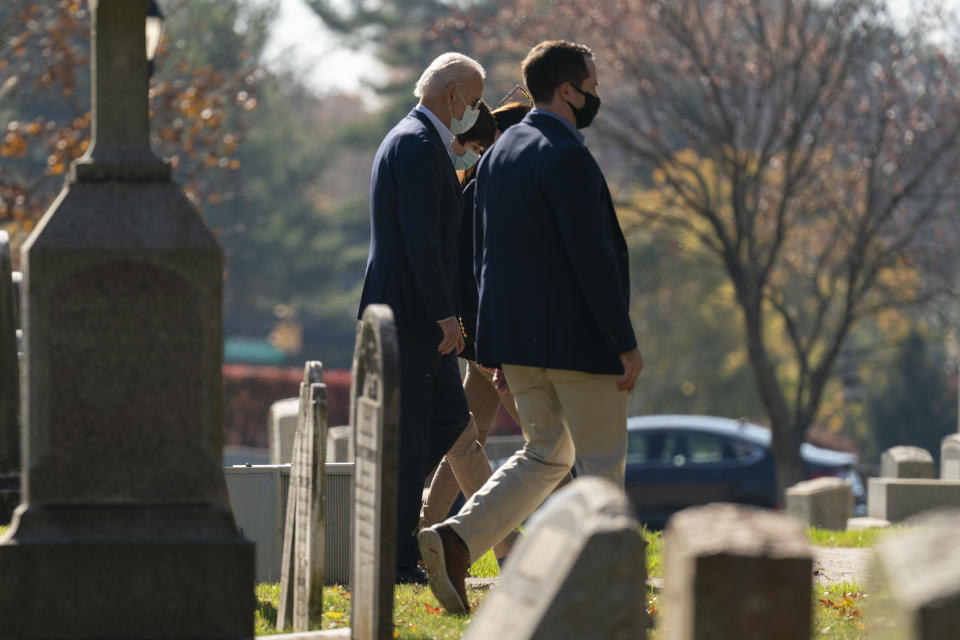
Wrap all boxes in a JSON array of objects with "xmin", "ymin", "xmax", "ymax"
[
  {"xmin": 449, "ymin": 86, "xmax": 480, "ymax": 135},
  {"xmin": 450, "ymin": 147, "xmax": 481, "ymax": 171}
]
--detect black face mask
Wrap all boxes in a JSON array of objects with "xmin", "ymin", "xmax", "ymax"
[{"xmin": 566, "ymin": 83, "xmax": 601, "ymax": 129}]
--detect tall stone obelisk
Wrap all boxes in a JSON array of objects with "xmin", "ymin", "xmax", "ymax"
[{"xmin": 0, "ymin": 1, "xmax": 254, "ymax": 637}]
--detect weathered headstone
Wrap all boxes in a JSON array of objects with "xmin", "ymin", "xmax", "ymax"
[
  {"xmin": 786, "ymin": 477, "xmax": 853, "ymax": 530},
  {"xmin": 269, "ymin": 396, "xmax": 301, "ymax": 464},
  {"xmin": 350, "ymin": 304, "xmax": 400, "ymax": 640},
  {"xmin": 868, "ymin": 509, "xmax": 960, "ymax": 639},
  {"xmin": 663, "ymin": 502, "xmax": 813, "ymax": 640},
  {"xmin": 941, "ymin": 434, "xmax": 960, "ymax": 480},
  {"xmin": 327, "ymin": 425, "xmax": 354, "ymax": 463},
  {"xmin": 0, "ymin": 232, "xmax": 19, "ymax": 523},
  {"xmin": 881, "ymin": 446, "xmax": 935, "ymax": 479},
  {"xmin": 867, "ymin": 477, "xmax": 960, "ymax": 522},
  {"xmin": 464, "ymin": 477, "xmax": 648, "ymax": 640},
  {"xmin": 0, "ymin": 2, "xmax": 253, "ymax": 636},
  {"xmin": 277, "ymin": 361, "xmax": 328, "ymax": 632}
]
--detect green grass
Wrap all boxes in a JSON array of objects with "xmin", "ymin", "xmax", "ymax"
[
  {"xmin": 466, "ymin": 550, "xmax": 500, "ymax": 578},
  {"xmin": 812, "ymin": 580, "xmax": 867, "ymax": 639},
  {"xmin": 254, "ymin": 582, "xmax": 492, "ymax": 638},
  {"xmin": 806, "ymin": 526, "xmax": 901, "ymax": 548},
  {"xmin": 0, "ymin": 524, "xmax": 7, "ymax": 536},
  {"xmin": 643, "ymin": 527, "xmax": 663, "ymax": 578}
]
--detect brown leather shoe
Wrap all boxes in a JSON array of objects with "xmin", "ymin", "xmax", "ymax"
[{"xmin": 418, "ymin": 524, "xmax": 471, "ymax": 614}]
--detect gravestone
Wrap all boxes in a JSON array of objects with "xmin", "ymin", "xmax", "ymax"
[
  {"xmin": 0, "ymin": 232, "xmax": 18, "ymax": 523},
  {"xmin": 464, "ymin": 477, "xmax": 648, "ymax": 640},
  {"xmin": 0, "ymin": 2, "xmax": 253, "ymax": 637},
  {"xmin": 327, "ymin": 425, "xmax": 354, "ymax": 463},
  {"xmin": 269, "ymin": 396, "xmax": 301, "ymax": 464},
  {"xmin": 663, "ymin": 502, "xmax": 813, "ymax": 640},
  {"xmin": 786, "ymin": 477, "xmax": 853, "ymax": 530},
  {"xmin": 868, "ymin": 510, "xmax": 960, "ymax": 639},
  {"xmin": 941, "ymin": 434, "xmax": 960, "ymax": 480},
  {"xmin": 350, "ymin": 304, "xmax": 400, "ymax": 640},
  {"xmin": 881, "ymin": 446, "xmax": 935, "ymax": 479},
  {"xmin": 867, "ymin": 477, "xmax": 960, "ymax": 522},
  {"xmin": 277, "ymin": 361, "xmax": 328, "ymax": 632}
]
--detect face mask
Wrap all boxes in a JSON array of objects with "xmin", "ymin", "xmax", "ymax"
[
  {"xmin": 449, "ymin": 86, "xmax": 480, "ymax": 135},
  {"xmin": 450, "ymin": 147, "xmax": 481, "ymax": 171},
  {"xmin": 566, "ymin": 84, "xmax": 601, "ymax": 129}
]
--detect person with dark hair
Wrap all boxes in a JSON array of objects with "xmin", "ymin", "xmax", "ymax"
[
  {"xmin": 419, "ymin": 40, "xmax": 643, "ymax": 613},
  {"xmin": 420, "ymin": 101, "xmax": 539, "ymax": 566},
  {"xmin": 449, "ymin": 100, "xmax": 495, "ymax": 173}
]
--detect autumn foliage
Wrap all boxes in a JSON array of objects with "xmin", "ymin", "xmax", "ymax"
[{"xmin": 0, "ymin": 0, "xmax": 261, "ymax": 253}]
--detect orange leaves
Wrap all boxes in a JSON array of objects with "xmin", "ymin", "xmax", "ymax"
[
  {"xmin": 423, "ymin": 603, "xmax": 441, "ymax": 616},
  {"xmin": 819, "ymin": 590, "xmax": 864, "ymax": 622},
  {"xmin": 1, "ymin": 132, "xmax": 28, "ymax": 158}
]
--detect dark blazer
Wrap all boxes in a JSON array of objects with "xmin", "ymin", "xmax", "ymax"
[
  {"xmin": 457, "ymin": 178, "xmax": 479, "ymax": 361},
  {"xmin": 474, "ymin": 111, "xmax": 636, "ymax": 375},
  {"xmin": 358, "ymin": 108, "xmax": 464, "ymax": 340}
]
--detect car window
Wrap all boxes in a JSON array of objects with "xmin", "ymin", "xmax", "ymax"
[
  {"xmin": 626, "ymin": 431, "xmax": 654, "ymax": 463},
  {"xmin": 728, "ymin": 439, "xmax": 762, "ymax": 461},
  {"xmin": 628, "ymin": 430, "xmax": 763, "ymax": 465},
  {"xmin": 687, "ymin": 434, "xmax": 724, "ymax": 463}
]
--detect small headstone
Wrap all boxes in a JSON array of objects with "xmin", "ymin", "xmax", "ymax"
[
  {"xmin": 350, "ymin": 304, "xmax": 399, "ymax": 640},
  {"xmin": 464, "ymin": 477, "xmax": 647, "ymax": 640},
  {"xmin": 786, "ymin": 477, "xmax": 853, "ymax": 530},
  {"xmin": 663, "ymin": 502, "xmax": 812, "ymax": 640},
  {"xmin": 0, "ymin": 232, "xmax": 19, "ymax": 523},
  {"xmin": 881, "ymin": 446, "xmax": 935, "ymax": 479},
  {"xmin": 269, "ymin": 396, "xmax": 300, "ymax": 464},
  {"xmin": 941, "ymin": 434, "xmax": 960, "ymax": 480},
  {"xmin": 327, "ymin": 425, "xmax": 353, "ymax": 463},
  {"xmin": 868, "ymin": 509, "xmax": 960, "ymax": 639},
  {"xmin": 277, "ymin": 362, "xmax": 327, "ymax": 632},
  {"xmin": 867, "ymin": 477, "xmax": 960, "ymax": 522}
]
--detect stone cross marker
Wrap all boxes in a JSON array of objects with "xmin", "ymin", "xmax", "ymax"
[
  {"xmin": 0, "ymin": 2, "xmax": 253, "ymax": 637},
  {"xmin": 0, "ymin": 231, "xmax": 18, "ymax": 523},
  {"xmin": 277, "ymin": 361, "xmax": 328, "ymax": 632},
  {"xmin": 465, "ymin": 477, "xmax": 648, "ymax": 640},
  {"xmin": 350, "ymin": 304, "xmax": 400, "ymax": 640},
  {"xmin": 663, "ymin": 503, "xmax": 812, "ymax": 640}
]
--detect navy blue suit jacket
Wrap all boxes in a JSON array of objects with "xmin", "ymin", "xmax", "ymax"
[
  {"xmin": 358, "ymin": 109, "xmax": 463, "ymax": 340},
  {"xmin": 474, "ymin": 111, "xmax": 636, "ymax": 375}
]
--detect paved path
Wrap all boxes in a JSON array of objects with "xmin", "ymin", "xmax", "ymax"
[
  {"xmin": 468, "ymin": 545, "xmax": 874, "ymax": 592},
  {"xmin": 812, "ymin": 546, "xmax": 872, "ymax": 585}
]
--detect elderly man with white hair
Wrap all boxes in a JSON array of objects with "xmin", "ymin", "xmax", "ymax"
[{"xmin": 358, "ymin": 52, "xmax": 486, "ymax": 584}]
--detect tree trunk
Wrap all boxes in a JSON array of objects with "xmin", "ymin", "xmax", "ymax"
[
  {"xmin": 770, "ymin": 418, "xmax": 806, "ymax": 504},
  {"xmin": 735, "ymin": 277, "xmax": 804, "ymax": 502}
]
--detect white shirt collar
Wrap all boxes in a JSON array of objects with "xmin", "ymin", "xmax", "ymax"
[{"xmin": 415, "ymin": 104, "xmax": 455, "ymax": 157}]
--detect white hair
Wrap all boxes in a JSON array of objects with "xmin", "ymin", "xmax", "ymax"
[{"xmin": 413, "ymin": 52, "xmax": 486, "ymax": 99}]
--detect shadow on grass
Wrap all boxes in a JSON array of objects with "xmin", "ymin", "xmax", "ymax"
[{"xmin": 257, "ymin": 599, "xmax": 278, "ymax": 631}]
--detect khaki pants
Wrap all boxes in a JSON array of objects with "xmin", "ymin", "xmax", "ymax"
[
  {"xmin": 421, "ymin": 361, "xmax": 521, "ymax": 557},
  {"xmin": 446, "ymin": 364, "xmax": 628, "ymax": 562}
]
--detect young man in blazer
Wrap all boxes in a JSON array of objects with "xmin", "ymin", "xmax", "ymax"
[
  {"xmin": 419, "ymin": 40, "xmax": 644, "ymax": 612},
  {"xmin": 358, "ymin": 52, "xmax": 485, "ymax": 584}
]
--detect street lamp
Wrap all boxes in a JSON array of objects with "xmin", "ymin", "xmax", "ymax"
[{"xmin": 145, "ymin": 1, "xmax": 164, "ymax": 75}]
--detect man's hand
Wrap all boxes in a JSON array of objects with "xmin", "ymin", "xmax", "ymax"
[
  {"xmin": 616, "ymin": 347, "xmax": 644, "ymax": 392},
  {"xmin": 437, "ymin": 317, "xmax": 465, "ymax": 355}
]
